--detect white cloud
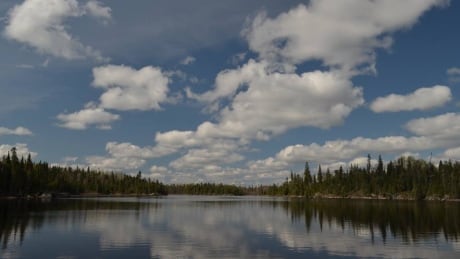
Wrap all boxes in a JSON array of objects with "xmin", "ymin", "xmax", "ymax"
[
  {"xmin": 243, "ymin": 0, "xmax": 447, "ymax": 72},
  {"xmin": 370, "ymin": 85, "xmax": 451, "ymax": 112},
  {"xmin": 56, "ymin": 65, "xmax": 171, "ymax": 131},
  {"xmin": 397, "ymin": 152, "xmax": 421, "ymax": 159},
  {"xmin": 149, "ymin": 165, "xmax": 169, "ymax": 174},
  {"xmin": 155, "ymin": 130, "xmax": 197, "ymax": 148},
  {"xmin": 169, "ymin": 148, "xmax": 244, "ymax": 170},
  {"xmin": 248, "ymin": 111, "xmax": 460, "ymax": 177},
  {"xmin": 188, "ymin": 60, "xmax": 364, "ymax": 140},
  {"xmin": 57, "ymin": 105, "xmax": 120, "ymax": 130},
  {"xmin": 105, "ymin": 142, "xmax": 174, "ymax": 159},
  {"xmin": 348, "ymin": 156, "xmax": 378, "ymax": 168},
  {"xmin": 180, "ymin": 56, "xmax": 196, "ymax": 65},
  {"xmin": 79, "ymin": 141, "xmax": 174, "ymax": 173},
  {"xmin": 84, "ymin": 0, "xmax": 111, "ymax": 21},
  {"xmin": 0, "ymin": 126, "xmax": 33, "ymax": 136},
  {"xmin": 275, "ymin": 136, "xmax": 436, "ymax": 165},
  {"xmin": 247, "ymin": 157, "xmax": 289, "ymax": 173},
  {"xmin": 91, "ymin": 113, "xmax": 460, "ymax": 183},
  {"xmin": 0, "ymin": 143, "xmax": 37, "ymax": 159},
  {"xmin": 148, "ymin": 165, "xmax": 170, "ymax": 181},
  {"xmin": 86, "ymin": 155, "xmax": 145, "ymax": 172},
  {"xmin": 405, "ymin": 112, "xmax": 460, "ymax": 139},
  {"xmin": 92, "ymin": 65, "xmax": 170, "ymax": 111},
  {"xmin": 4, "ymin": 0, "xmax": 110, "ymax": 61},
  {"xmin": 442, "ymin": 147, "xmax": 460, "ymax": 160}
]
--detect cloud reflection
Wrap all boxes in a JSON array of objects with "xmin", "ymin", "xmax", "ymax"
[{"xmin": 1, "ymin": 197, "xmax": 460, "ymax": 258}]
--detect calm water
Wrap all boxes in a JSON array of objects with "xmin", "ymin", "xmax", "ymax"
[{"xmin": 1, "ymin": 196, "xmax": 460, "ymax": 258}]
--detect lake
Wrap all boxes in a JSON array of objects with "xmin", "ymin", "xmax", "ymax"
[{"xmin": 1, "ymin": 196, "xmax": 460, "ymax": 258}]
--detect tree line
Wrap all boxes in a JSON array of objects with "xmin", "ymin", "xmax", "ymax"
[
  {"xmin": 262, "ymin": 155, "xmax": 460, "ymax": 200},
  {"xmin": 167, "ymin": 183, "xmax": 244, "ymax": 195},
  {"xmin": 0, "ymin": 148, "xmax": 167, "ymax": 197},
  {"xmin": 2, "ymin": 146, "xmax": 460, "ymax": 199}
]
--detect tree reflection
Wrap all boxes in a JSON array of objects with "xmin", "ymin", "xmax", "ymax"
[
  {"xmin": 2, "ymin": 198, "xmax": 460, "ymax": 252},
  {"xmin": 0, "ymin": 198, "xmax": 160, "ymax": 250},
  {"xmin": 282, "ymin": 199, "xmax": 460, "ymax": 243}
]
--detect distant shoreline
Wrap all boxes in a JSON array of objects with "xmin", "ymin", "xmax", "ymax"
[
  {"xmin": 0, "ymin": 192, "xmax": 164, "ymax": 200},
  {"xmin": 291, "ymin": 193, "xmax": 460, "ymax": 202},
  {"xmin": 2, "ymin": 193, "xmax": 460, "ymax": 202}
]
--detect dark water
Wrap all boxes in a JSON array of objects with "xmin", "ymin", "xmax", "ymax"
[{"xmin": 1, "ymin": 196, "xmax": 460, "ymax": 258}]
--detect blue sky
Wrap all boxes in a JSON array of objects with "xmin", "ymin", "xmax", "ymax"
[{"xmin": 1, "ymin": 0, "xmax": 460, "ymax": 185}]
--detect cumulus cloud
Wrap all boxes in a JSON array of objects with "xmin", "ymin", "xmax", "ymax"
[
  {"xmin": 105, "ymin": 142, "xmax": 175, "ymax": 159},
  {"xmin": 4, "ymin": 0, "xmax": 110, "ymax": 61},
  {"xmin": 370, "ymin": 85, "xmax": 451, "ymax": 112},
  {"xmin": 275, "ymin": 135, "xmax": 439, "ymax": 165},
  {"xmin": 247, "ymin": 157, "xmax": 289, "ymax": 173},
  {"xmin": 154, "ymin": 130, "xmax": 247, "ymax": 172},
  {"xmin": 86, "ymin": 155, "xmax": 145, "ymax": 172},
  {"xmin": 90, "ymin": 113, "xmax": 460, "ymax": 183},
  {"xmin": 442, "ymin": 147, "xmax": 460, "ymax": 160},
  {"xmin": 405, "ymin": 112, "xmax": 460, "ymax": 139},
  {"xmin": 149, "ymin": 165, "xmax": 169, "ymax": 175},
  {"xmin": 92, "ymin": 65, "xmax": 170, "ymax": 111},
  {"xmin": 247, "ymin": 111, "xmax": 460, "ymax": 178},
  {"xmin": 56, "ymin": 65, "xmax": 171, "ymax": 131},
  {"xmin": 243, "ymin": 0, "xmax": 447, "ymax": 72},
  {"xmin": 0, "ymin": 143, "xmax": 37, "ymax": 159},
  {"xmin": 180, "ymin": 1, "xmax": 444, "ymax": 156},
  {"xmin": 348, "ymin": 156, "xmax": 378, "ymax": 168},
  {"xmin": 180, "ymin": 56, "xmax": 196, "ymax": 65},
  {"xmin": 169, "ymin": 148, "xmax": 244, "ymax": 170},
  {"xmin": 84, "ymin": 0, "xmax": 111, "ymax": 21},
  {"xmin": 0, "ymin": 126, "xmax": 33, "ymax": 136},
  {"xmin": 56, "ymin": 105, "xmax": 120, "ymax": 130},
  {"xmin": 188, "ymin": 60, "xmax": 364, "ymax": 140},
  {"xmin": 148, "ymin": 165, "xmax": 172, "ymax": 181}
]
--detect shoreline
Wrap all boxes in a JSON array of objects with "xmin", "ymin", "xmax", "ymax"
[
  {"xmin": 306, "ymin": 193, "xmax": 460, "ymax": 202},
  {"xmin": 0, "ymin": 192, "xmax": 164, "ymax": 200},
  {"xmin": 2, "ymin": 193, "xmax": 460, "ymax": 202}
]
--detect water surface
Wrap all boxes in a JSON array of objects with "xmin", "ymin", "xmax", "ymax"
[{"xmin": 1, "ymin": 196, "xmax": 460, "ymax": 258}]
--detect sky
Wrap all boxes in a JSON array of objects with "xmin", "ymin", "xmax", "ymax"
[{"xmin": 1, "ymin": 0, "xmax": 460, "ymax": 185}]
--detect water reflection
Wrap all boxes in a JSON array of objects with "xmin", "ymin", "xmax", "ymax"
[
  {"xmin": 279, "ymin": 199, "xmax": 460, "ymax": 243},
  {"xmin": 1, "ymin": 197, "xmax": 460, "ymax": 258}
]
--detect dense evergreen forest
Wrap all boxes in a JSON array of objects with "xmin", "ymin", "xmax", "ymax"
[
  {"xmin": 167, "ymin": 183, "xmax": 244, "ymax": 195},
  {"xmin": 262, "ymin": 155, "xmax": 460, "ymax": 200},
  {"xmin": 2, "ymin": 146, "xmax": 460, "ymax": 200},
  {"xmin": 0, "ymin": 148, "xmax": 167, "ymax": 197}
]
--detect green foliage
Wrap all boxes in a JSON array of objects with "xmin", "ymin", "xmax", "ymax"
[
  {"xmin": 261, "ymin": 157, "xmax": 460, "ymax": 200},
  {"xmin": 0, "ymin": 149, "xmax": 167, "ymax": 196},
  {"xmin": 167, "ymin": 183, "xmax": 244, "ymax": 195}
]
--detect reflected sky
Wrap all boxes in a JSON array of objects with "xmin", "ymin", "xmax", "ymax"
[{"xmin": 1, "ymin": 197, "xmax": 460, "ymax": 258}]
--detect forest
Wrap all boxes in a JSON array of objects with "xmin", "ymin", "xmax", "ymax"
[
  {"xmin": 2, "ymin": 146, "xmax": 460, "ymax": 200},
  {"xmin": 262, "ymin": 155, "xmax": 460, "ymax": 200},
  {"xmin": 0, "ymin": 147, "xmax": 167, "ymax": 197},
  {"xmin": 167, "ymin": 183, "xmax": 244, "ymax": 195}
]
